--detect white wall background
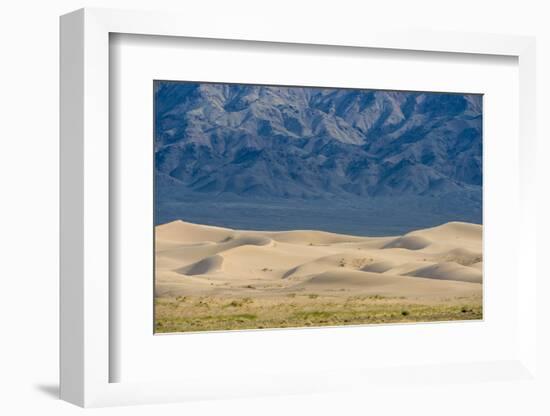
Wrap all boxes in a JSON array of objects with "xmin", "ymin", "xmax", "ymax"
[{"xmin": 0, "ymin": 1, "xmax": 548, "ymax": 415}]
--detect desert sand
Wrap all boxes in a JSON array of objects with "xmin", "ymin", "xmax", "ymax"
[{"xmin": 155, "ymin": 220, "xmax": 482, "ymax": 332}]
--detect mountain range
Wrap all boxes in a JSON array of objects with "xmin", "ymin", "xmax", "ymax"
[{"xmin": 154, "ymin": 81, "xmax": 482, "ymax": 233}]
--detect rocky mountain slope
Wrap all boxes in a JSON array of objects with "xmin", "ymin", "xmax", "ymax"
[{"xmin": 154, "ymin": 81, "xmax": 482, "ymax": 233}]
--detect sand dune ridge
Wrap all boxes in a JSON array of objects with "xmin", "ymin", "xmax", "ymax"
[{"xmin": 155, "ymin": 220, "xmax": 482, "ymax": 300}]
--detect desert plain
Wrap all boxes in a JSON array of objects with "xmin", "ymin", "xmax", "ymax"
[{"xmin": 155, "ymin": 220, "xmax": 482, "ymax": 333}]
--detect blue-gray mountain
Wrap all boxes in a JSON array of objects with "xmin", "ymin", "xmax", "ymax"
[{"xmin": 154, "ymin": 81, "xmax": 482, "ymax": 235}]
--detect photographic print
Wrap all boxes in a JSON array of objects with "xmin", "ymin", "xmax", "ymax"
[{"xmin": 154, "ymin": 81, "xmax": 482, "ymax": 333}]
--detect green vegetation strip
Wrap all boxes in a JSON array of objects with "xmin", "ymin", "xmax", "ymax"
[{"xmin": 155, "ymin": 296, "xmax": 482, "ymax": 333}]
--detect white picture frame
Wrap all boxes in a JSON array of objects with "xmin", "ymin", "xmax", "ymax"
[{"xmin": 60, "ymin": 7, "xmax": 538, "ymax": 408}]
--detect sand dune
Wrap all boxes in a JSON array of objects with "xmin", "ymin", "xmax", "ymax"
[
  {"xmin": 294, "ymin": 269, "xmax": 480, "ymax": 297},
  {"xmin": 361, "ymin": 260, "xmax": 398, "ymax": 273},
  {"xmin": 405, "ymin": 262, "xmax": 482, "ymax": 283},
  {"xmin": 155, "ymin": 220, "xmax": 482, "ymax": 300},
  {"xmin": 156, "ymin": 220, "xmax": 233, "ymax": 243},
  {"xmin": 177, "ymin": 254, "xmax": 224, "ymax": 276},
  {"xmin": 264, "ymin": 229, "xmax": 367, "ymax": 245},
  {"xmin": 383, "ymin": 235, "xmax": 432, "ymax": 250}
]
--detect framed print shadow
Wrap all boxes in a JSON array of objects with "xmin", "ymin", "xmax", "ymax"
[{"xmin": 153, "ymin": 81, "xmax": 483, "ymax": 334}]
